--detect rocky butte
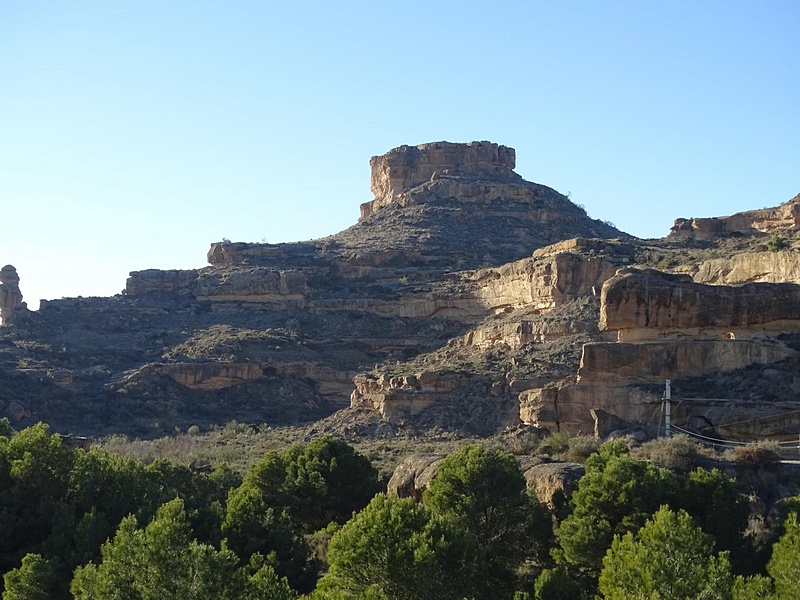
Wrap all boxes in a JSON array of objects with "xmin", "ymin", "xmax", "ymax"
[{"xmin": 1, "ymin": 140, "xmax": 799, "ymax": 445}]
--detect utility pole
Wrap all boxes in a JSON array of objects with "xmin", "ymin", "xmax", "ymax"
[{"xmin": 664, "ymin": 380, "xmax": 671, "ymax": 439}]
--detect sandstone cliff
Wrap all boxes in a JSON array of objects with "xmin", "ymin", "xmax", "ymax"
[
  {"xmin": 671, "ymin": 193, "xmax": 800, "ymax": 238},
  {"xmin": 0, "ymin": 141, "xmax": 627, "ymax": 437},
  {"xmin": 519, "ymin": 267, "xmax": 800, "ymax": 440},
  {"xmin": 2, "ymin": 141, "xmax": 799, "ymax": 444}
]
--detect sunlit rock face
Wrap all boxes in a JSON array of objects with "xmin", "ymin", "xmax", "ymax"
[
  {"xmin": 600, "ymin": 268, "xmax": 800, "ymax": 341},
  {"xmin": 0, "ymin": 265, "xmax": 23, "ymax": 325},
  {"xmin": 671, "ymin": 193, "xmax": 800, "ymax": 238},
  {"xmin": 361, "ymin": 140, "xmax": 520, "ymax": 219}
]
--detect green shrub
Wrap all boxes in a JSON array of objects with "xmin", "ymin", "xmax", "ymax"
[
  {"xmin": 565, "ymin": 436, "xmax": 601, "ymax": 463},
  {"xmin": 767, "ymin": 234, "xmax": 789, "ymax": 252},
  {"xmin": 536, "ymin": 432, "xmax": 571, "ymax": 457}
]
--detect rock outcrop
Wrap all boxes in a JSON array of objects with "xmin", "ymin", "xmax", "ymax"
[
  {"xmin": 693, "ymin": 251, "xmax": 800, "ymax": 285},
  {"xmin": 122, "ymin": 362, "xmax": 264, "ymax": 391},
  {"xmin": 126, "ymin": 269, "xmax": 198, "ymax": 295},
  {"xmin": 387, "ymin": 454, "xmax": 444, "ymax": 501},
  {"xmin": 600, "ymin": 268, "xmax": 800, "ymax": 341},
  {"xmin": 387, "ymin": 452, "xmax": 584, "ymax": 508},
  {"xmin": 523, "ymin": 462, "xmax": 585, "ymax": 509},
  {"xmin": 0, "ymin": 265, "xmax": 23, "ymax": 325},
  {"xmin": 3, "ymin": 140, "xmax": 798, "ymax": 442},
  {"xmin": 363, "ymin": 141, "xmax": 518, "ymax": 218},
  {"xmin": 671, "ymin": 193, "xmax": 800, "ymax": 238},
  {"xmin": 522, "ymin": 267, "xmax": 800, "ymax": 438}
]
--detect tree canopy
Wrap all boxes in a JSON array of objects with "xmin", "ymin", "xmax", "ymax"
[{"xmin": 598, "ymin": 506, "xmax": 733, "ymax": 600}]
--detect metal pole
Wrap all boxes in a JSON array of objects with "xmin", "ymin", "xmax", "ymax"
[{"xmin": 665, "ymin": 380, "xmax": 671, "ymax": 439}]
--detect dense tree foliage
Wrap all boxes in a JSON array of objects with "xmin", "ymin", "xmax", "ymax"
[
  {"xmin": 678, "ymin": 467, "xmax": 752, "ymax": 571},
  {"xmin": 0, "ymin": 423, "xmax": 798, "ymax": 599},
  {"xmin": 70, "ymin": 498, "xmax": 296, "ymax": 599},
  {"xmin": 317, "ymin": 493, "xmax": 482, "ymax": 600},
  {"xmin": 2, "ymin": 553, "xmax": 57, "ymax": 600},
  {"xmin": 767, "ymin": 512, "xmax": 800, "ymax": 599},
  {"xmin": 423, "ymin": 444, "xmax": 553, "ymax": 596},
  {"xmin": 556, "ymin": 440, "xmax": 680, "ymax": 579},
  {"xmin": 533, "ymin": 566, "xmax": 586, "ymax": 600},
  {"xmin": 281, "ymin": 436, "xmax": 382, "ymax": 531},
  {"xmin": 598, "ymin": 506, "xmax": 733, "ymax": 599}
]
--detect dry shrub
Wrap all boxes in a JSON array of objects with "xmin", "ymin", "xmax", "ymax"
[
  {"xmin": 726, "ymin": 441, "xmax": 781, "ymax": 469},
  {"xmin": 638, "ymin": 434, "xmax": 699, "ymax": 473}
]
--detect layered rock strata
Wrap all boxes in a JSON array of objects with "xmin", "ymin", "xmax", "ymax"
[
  {"xmin": 350, "ymin": 239, "xmax": 633, "ymax": 421},
  {"xmin": 522, "ymin": 268, "xmax": 800, "ymax": 437},
  {"xmin": 693, "ymin": 251, "xmax": 800, "ymax": 285},
  {"xmin": 671, "ymin": 193, "xmax": 800, "ymax": 238},
  {"xmin": 601, "ymin": 268, "xmax": 800, "ymax": 341},
  {"xmin": 363, "ymin": 141, "xmax": 518, "ymax": 218}
]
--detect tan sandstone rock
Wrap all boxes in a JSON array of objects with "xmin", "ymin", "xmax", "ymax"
[
  {"xmin": 522, "ymin": 462, "xmax": 585, "ymax": 509},
  {"xmin": 0, "ymin": 265, "xmax": 23, "ymax": 325},
  {"xmin": 600, "ymin": 268, "xmax": 800, "ymax": 341},
  {"xmin": 671, "ymin": 193, "xmax": 800, "ymax": 238},
  {"xmin": 387, "ymin": 454, "xmax": 444, "ymax": 501},
  {"xmin": 470, "ymin": 239, "xmax": 626, "ymax": 312},
  {"xmin": 693, "ymin": 251, "xmax": 800, "ymax": 285},
  {"xmin": 123, "ymin": 362, "xmax": 264, "ymax": 391},
  {"xmin": 363, "ymin": 141, "xmax": 517, "ymax": 219}
]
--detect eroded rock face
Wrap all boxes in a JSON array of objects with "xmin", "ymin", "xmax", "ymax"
[
  {"xmin": 578, "ymin": 339, "xmax": 794, "ymax": 383},
  {"xmin": 126, "ymin": 269, "xmax": 198, "ymax": 295},
  {"xmin": 471, "ymin": 238, "xmax": 628, "ymax": 312},
  {"xmin": 522, "ymin": 267, "xmax": 800, "ymax": 437},
  {"xmin": 350, "ymin": 371, "xmax": 470, "ymax": 419},
  {"xmin": 366, "ymin": 141, "xmax": 517, "ymax": 215},
  {"xmin": 693, "ymin": 252, "xmax": 800, "ymax": 285},
  {"xmin": 0, "ymin": 265, "xmax": 23, "ymax": 325},
  {"xmin": 671, "ymin": 193, "xmax": 800, "ymax": 238},
  {"xmin": 123, "ymin": 362, "xmax": 264, "ymax": 391},
  {"xmin": 195, "ymin": 268, "xmax": 310, "ymax": 303},
  {"xmin": 600, "ymin": 268, "xmax": 800, "ymax": 341}
]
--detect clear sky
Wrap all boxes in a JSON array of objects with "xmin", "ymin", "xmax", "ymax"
[{"xmin": 2, "ymin": 1, "xmax": 798, "ymax": 309}]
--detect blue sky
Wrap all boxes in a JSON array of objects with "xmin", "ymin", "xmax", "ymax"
[{"xmin": 2, "ymin": 1, "xmax": 798, "ymax": 308}]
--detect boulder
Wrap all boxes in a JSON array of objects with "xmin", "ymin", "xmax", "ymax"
[
  {"xmin": 387, "ymin": 454, "xmax": 444, "ymax": 501},
  {"xmin": 522, "ymin": 461, "xmax": 585, "ymax": 509}
]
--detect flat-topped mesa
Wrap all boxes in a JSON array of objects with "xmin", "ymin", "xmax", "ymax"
[
  {"xmin": 0, "ymin": 265, "xmax": 23, "ymax": 325},
  {"xmin": 361, "ymin": 141, "xmax": 520, "ymax": 219},
  {"xmin": 600, "ymin": 267, "xmax": 800, "ymax": 341},
  {"xmin": 671, "ymin": 193, "xmax": 800, "ymax": 238}
]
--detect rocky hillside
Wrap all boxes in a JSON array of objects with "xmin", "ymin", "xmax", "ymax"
[{"xmin": 1, "ymin": 141, "xmax": 799, "ymax": 443}]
